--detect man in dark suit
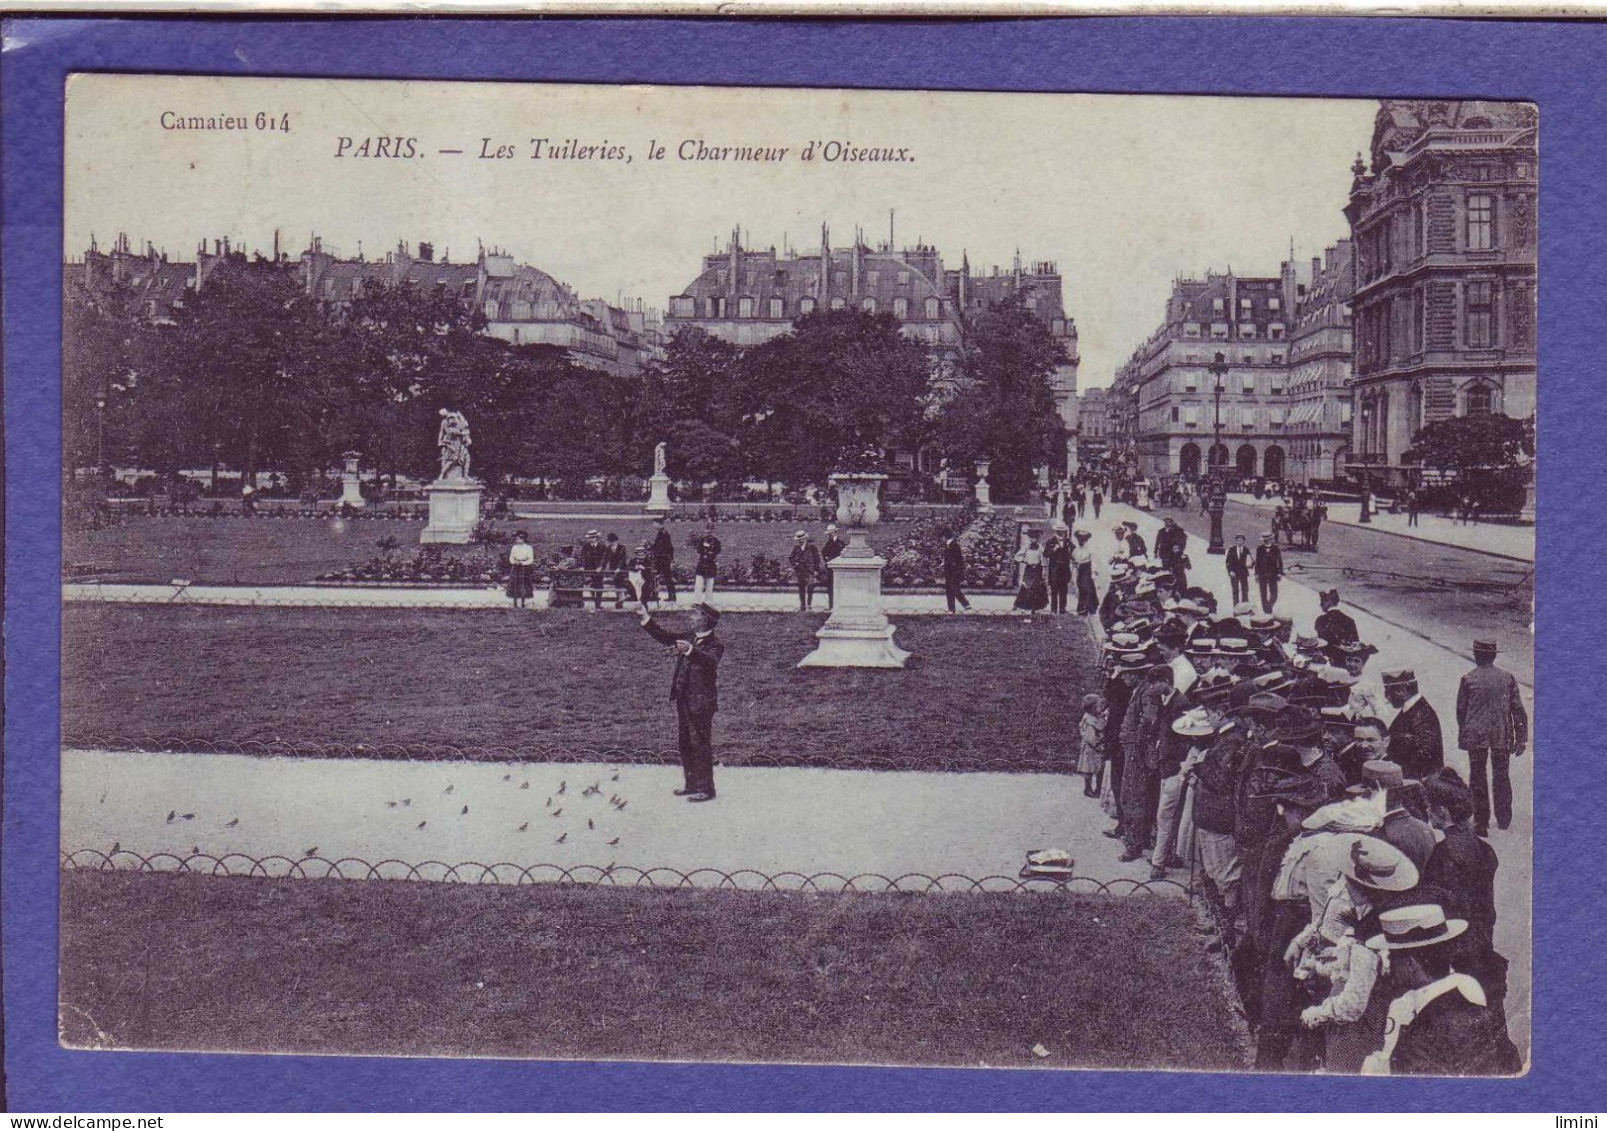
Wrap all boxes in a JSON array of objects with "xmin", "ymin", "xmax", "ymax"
[
  {"xmin": 1314, "ymin": 588, "xmax": 1360, "ymax": 653},
  {"xmin": 1124, "ymin": 522, "xmax": 1148, "ymax": 559},
  {"xmin": 1155, "ymin": 516, "xmax": 1189, "ymax": 592},
  {"xmin": 637, "ymin": 602, "xmax": 724, "ymax": 802},
  {"xmin": 1384, "ymin": 668, "xmax": 1445, "ymax": 781},
  {"xmin": 579, "ymin": 529, "xmax": 609, "ymax": 610},
  {"xmin": 1044, "ymin": 523, "xmax": 1073, "ymax": 614},
  {"xmin": 650, "ymin": 516, "xmax": 676, "ymax": 604},
  {"xmin": 821, "ymin": 524, "xmax": 846, "ymax": 608},
  {"xmin": 1225, "ymin": 534, "xmax": 1252, "ymax": 607},
  {"xmin": 1253, "ymin": 531, "xmax": 1284, "ymax": 614},
  {"xmin": 941, "ymin": 528, "xmax": 970, "ymax": 612},
  {"xmin": 602, "ymin": 532, "xmax": 629, "ymax": 609}
]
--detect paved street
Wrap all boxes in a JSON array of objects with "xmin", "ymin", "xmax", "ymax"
[{"xmin": 1142, "ymin": 497, "xmax": 1534, "ymax": 683}]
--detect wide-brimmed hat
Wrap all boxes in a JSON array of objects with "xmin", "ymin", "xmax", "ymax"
[
  {"xmin": 1185, "ymin": 637, "xmax": 1219, "ymax": 655},
  {"xmin": 1215, "ymin": 637, "xmax": 1254, "ymax": 658},
  {"xmin": 794, "ymin": 530, "xmax": 808, "ymax": 539},
  {"xmin": 1172, "ymin": 709, "xmax": 1216, "ymax": 738},
  {"xmin": 1110, "ymin": 652, "xmax": 1156, "ymax": 674},
  {"xmin": 1232, "ymin": 602, "xmax": 1255, "ymax": 617},
  {"xmin": 825, "ymin": 523, "xmax": 839, "ymax": 533},
  {"xmin": 1366, "ymin": 904, "xmax": 1468, "ymax": 951},
  {"xmin": 1294, "ymin": 633, "xmax": 1326, "ymax": 653},
  {"xmin": 1317, "ymin": 667, "xmax": 1358, "ymax": 687},
  {"xmin": 1268, "ymin": 705, "xmax": 1324, "ymax": 743},
  {"xmin": 1134, "ymin": 580, "xmax": 1157, "ymax": 596},
  {"xmin": 1232, "ymin": 690, "xmax": 1290, "ymax": 718},
  {"xmin": 1336, "ymin": 640, "xmax": 1377, "ymax": 657},
  {"xmin": 1111, "ymin": 616, "xmax": 1158, "ymax": 636},
  {"xmin": 1248, "ymin": 614, "xmax": 1283, "ymax": 631},
  {"xmin": 1102, "ymin": 632, "xmax": 1154, "ymax": 654},
  {"xmin": 1342, "ymin": 835, "xmax": 1420, "ymax": 892}
]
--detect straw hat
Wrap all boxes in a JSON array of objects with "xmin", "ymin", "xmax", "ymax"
[
  {"xmin": 1365, "ymin": 904, "xmax": 1468, "ymax": 950},
  {"xmin": 1341, "ymin": 834, "xmax": 1419, "ymax": 892}
]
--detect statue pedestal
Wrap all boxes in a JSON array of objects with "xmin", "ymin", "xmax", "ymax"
[
  {"xmin": 644, "ymin": 473, "xmax": 672, "ymax": 515},
  {"xmin": 975, "ymin": 482, "xmax": 993, "ymax": 514},
  {"xmin": 421, "ymin": 479, "xmax": 482, "ymax": 544},
  {"xmin": 339, "ymin": 474, "xmax": 366, "ymax": 509},
  {"xmin": 798, "ymin": 546, "xmax": 909, "ymax": 669}
]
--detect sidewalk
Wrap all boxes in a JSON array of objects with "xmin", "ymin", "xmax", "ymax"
[
  {"xmin": 61, "ymin": 580, "xmax": 1026, "ymax": 614},
  {"xmin": 1229, "ymin": 493, "xmax": 1535, "ymax": 562}
]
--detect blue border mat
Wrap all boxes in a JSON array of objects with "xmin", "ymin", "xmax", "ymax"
[{"xmin": 5, "ymin": 16, "xmax": 1601, "ymax": 1112}]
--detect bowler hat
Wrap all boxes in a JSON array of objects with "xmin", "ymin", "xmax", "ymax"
[
  {"xmin": 1268, "ymin": 705, "xmax": 1324, "ymax": 743},
  {"xmin": 1381, "ymin": 668, "xmax": 1418, "ymax": 688},
  {"xmin": 693, "ymin": 603, "xmax": 721, "ymax": 624}
]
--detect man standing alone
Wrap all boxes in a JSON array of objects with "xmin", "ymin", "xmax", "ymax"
[
  {"xmin": 942, "ymin": 528, "xmax": 971, "ymax": 612},
  {"xmin": 789, "ymin": 530, "xmax": 824, "ymax": 612},
  {"xmin": 692, "ymin": 521, "xmax": 721, "ymax": 600},
  {"xmin": 1225, "ymin": 534, "xmax": 1252, "ymax": 607},
  {"xmin": 637, "ymin": 602, "xmax": 724, "ymax": 802},
  {"xmin": 650, "ymin": 516, "xmax": 677, "ymax": 604},
  {"xmin": 1253, "ymin": 531, "xmax": 1284, "ymax": 614},
  {"xmin": 1457, "ymin": 640, "xmax": 1528, "ymax": 835}
]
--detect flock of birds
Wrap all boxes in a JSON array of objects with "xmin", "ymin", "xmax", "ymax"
[{"xmin": 123, "ymin": 767, "xmax": 633, "ymax": 859}]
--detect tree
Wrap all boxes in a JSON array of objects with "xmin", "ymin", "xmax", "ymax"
[
  {"xmin": 62, "ymin": 275, "xmax": 154, "ymax": 479},
  {"xmin": 731, "ymin": 309, "xmax": 931, "ymax": 485},
  {"xmin": 1403, "ymin": 412, "xmax": 1534, "ymax": 512},
  {"xmin": 639, "ymin": 328, "xmax": 745, "ymax": 485},
  {"xmin": 933, "ymin": 294, "xmax": 1069, "ymax": 502}
]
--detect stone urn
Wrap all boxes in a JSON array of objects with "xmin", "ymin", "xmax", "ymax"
[
  {"xmin": 798, "ymin": 471, "xmax": 910, "ymax": 669},
  {"xmin": 974, "ymin": 458, "xmax": 994, "ymax": 513}
]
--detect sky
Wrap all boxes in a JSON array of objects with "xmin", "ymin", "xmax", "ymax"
[{"xmin": 66, "ymin": 75, "xmax": 1378, "ymax": 389}]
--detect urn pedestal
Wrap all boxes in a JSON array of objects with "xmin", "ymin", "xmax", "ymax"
[
  {"xmin": 974, "ymin": 459, "xmax": 994, "ymax": 514},
  {"xmin": 798, "ymin": 473, "xmax": 910, "ymax": 669},
  {"xmin": 421, "ymin": 479, "xmax": 482, "ymax": 544},
  {"xmin": 339, "ymin": 451, "xmax": 366, "ymax": 509},
  {"xmin": 644, "ymin": 473, "xmax": 672, "ymax": 515}
]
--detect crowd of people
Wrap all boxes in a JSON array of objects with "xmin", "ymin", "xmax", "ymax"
[{"xmin": 1078, "ymin": 533, "xmax": 1527, "ymax": 1075}]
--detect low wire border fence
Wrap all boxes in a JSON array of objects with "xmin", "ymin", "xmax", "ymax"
[
  {"xmin": 60, "ymin": 848, "xmax": 1194, "ymax": 897},
  {"xmin": 61, "ymin": 733, "xmax": 1076, "ymax": 775}
]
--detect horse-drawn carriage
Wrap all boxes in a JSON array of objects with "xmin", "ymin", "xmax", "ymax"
[{"xmin": 1273, "ymin": 501, "xmax": 1327, "ymax": 550}]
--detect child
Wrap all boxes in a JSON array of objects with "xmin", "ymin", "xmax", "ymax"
[{"xmin": 1077, "ymin": 693, "xmax": 1108, "ymax": 797}]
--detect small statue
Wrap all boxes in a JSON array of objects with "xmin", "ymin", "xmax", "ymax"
[
  {"xmin": 654, "ymin": 441, "xmax": 667, "ymax": 477},
  {"xmin": 437, "ymin": 408, "xmax": 472, "ymax": 480}
]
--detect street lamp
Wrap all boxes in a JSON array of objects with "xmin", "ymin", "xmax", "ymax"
[
  {"xmin": 1206, "ymin": 351, "xmax": 1229, "ymax": 554},
  {"xmin": 95, "ymin": 395, "xmax": 107, "ymax": 483}
]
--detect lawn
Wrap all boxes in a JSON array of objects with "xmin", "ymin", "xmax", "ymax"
[
  {"xmin": 62, "ymin": 607, "xmax": 1098, "ymax": 772},
  {"xmin": 64, "ymin": 515, "xmax": 913, "ymax": 586},
  {"xmin": 58, "ymin": 871, "xmax": 1248, "ymax": 1071}
]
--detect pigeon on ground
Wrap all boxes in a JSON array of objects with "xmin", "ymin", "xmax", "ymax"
[
  {"xmin": 444, "ymin": 784, "xmax": 455, "ymax": 794},
  {"xmin": 610, "ymin": 772, "xmax": 620, "ymax": 782},
  {"xmin": 386, "ymin": 801, "xmax": 397, "ymax": 808},
  {"xmin": 555, "ymin": 832, "xmax": 567, "ymax": 844},
  {"xmin": 192, "ymin": 845, "xmax": 200, "ymax": 855},
  {"xmin": 225, "ymin": 818, "xmax": 239, "ymax": 828},
  {"xmin": 461, "ymin": 805, "xmax": 469, "ymax": 815},
  {"xmin": 166, "ymin": 811, "xmax": 176, "ymax": 823},
  {"xmin": 402, "ymin": 798, "xmax": 411, "ymax": 807},
  {"xmin": 551, "ymin": 808, "xmax": 563, "ymax": 818},
  {"xmin": 182, "ymin": 814, "xmax": 194, "ymax": 821},
  {"xmin": 306, "ymin": 846, "xmax": 319, "ymax": 857},
  {"xmin": 587, "ymin": 818, "xmax": 595, "ymax": 830},
  {"xmin": 520, "ymin": 781, "xmax": 529, "ymax": 790},
  {"xmin": 545, "ymin": 797, "xmax": 552, "ymax": 807},
  {"xmin": 417, "ymin": 821, "xmax": 427, "ymax": 829},
  {"xmin": 518, "ymin": 822, "xmax": 528, "ymax": 832},
  {"xmin": 111, "ymin": 841, "xmax": 120, "ymax": 853},
  {"xmin": 606, "ymin": 837, "xmax": 620, "ymax": 846},
  {"xmin": 557, "ymin": 781, "xmax": 567, "ymax": 795},
  {"xmin": 503, "ymin": 773, "xmax": 512, "ymax": 782}
]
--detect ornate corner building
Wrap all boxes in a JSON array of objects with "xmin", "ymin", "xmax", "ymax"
[
  {"xmin": 1343, "ymin": 99, "xmax": 1537, "ymax": 488},
  {"xmin": 664, "ymin": 225, "xmax": 1081, "ymax": 476}
]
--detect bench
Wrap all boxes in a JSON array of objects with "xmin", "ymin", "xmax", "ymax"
[{"xmin": 548, "ymin": 568, "xmax": 636, "ymax": 609}]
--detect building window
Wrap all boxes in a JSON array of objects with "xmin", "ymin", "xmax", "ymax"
[
  {"xmin": 1269, "ymin": 297, "xmax": 1281, "ymax": 312},
  {"xmin": 1466, "ymin": 383, "xmax": 1494, "ymax": 416},
  {"xmin": 867, "ymin": 271, "xmax": 879, "ymax": 287},
  {"xmin": 1171, "ymin": 406, "xmax": 1180, "ymax": 423},
  {"xmin": 1415, "ymin": 201, "xmax": 1427, "ymax": 258},
  {"xmin": 1242, "ymin": 375, "xmax": 1255, "ymax": 395},
  {"xmin": 800, "ymin": 296, "xmax": 816, "ymax": 316},
  {"xmin": 1467, "ymin": 193, "xmax": 1495, "ymax": 251},
  {"xmin": 833, "ymin": 271, "xmax": 846, "ymax": 287},
  {"xmin": 1183, "ymin": 406, "xmax": 1200, "ymax": 427},
  {"xmin": 899, "ymin": 271, "xmax": 910, "ymax": 284},
  {"xmin": 1271, "ymin": 354, "xmax": 1284, "ymax": 365},
  {"xmin": 1414, "ymin": 289, "xmax": 1426, "ymax": 352},
  {"xmin": 705, "ymin": 297, "xmax": 718, "ymax": 318},
  {"xmin": 1212, "ymin": 298, "xmax": 1224, "ymax": 313},
  {"xmin": 769, "ymin": 296, "xmax": 784, "ymax": 319},
  {"xmin": 738, "ymin": 296, "xmax": 755, "ymax": 318},
  {"xmin": 1183, "ymin": 322, "xmax": 1201, "ymax": 339},
  {"xmin": 1268, "ymin": 323, "xmax": 1285, "ymax": 340},
  {"xmin": 1210, "ymin": 322, "xmax": 1229, "ymax": 339},
  {"xmin": 484, "ymin": 300, "xmax": 500, "ymax": 320},
  {"xmin": 893, "ymin": 297, "xmax": 908, "ymax": 319},
  {"xmin": 1240, "ymin": 408, "xmax": 1256, "ymax": 429},
  {"xmin": 1240, "ymin": 297, "xmax": 1252, "ymax": 310},
  {"xmin": 925, "ymin": 297, "xmax": 941, "ymax": 319},
  {"xmin": 831, "ymin": 297, "xmax": 845, "ymax": 311},
  {"xmin": 1240, "ymin": 323, "xmax": 1258, "ymax": 339},
  {"xmin": 1465, "ymin": 280, "xmax": 1495, "ymax": 348},
  {"xmin": 859, "ymin": 298, "xmax": 875, "ymax": 314},
  {"xmin": 1183, "ymin": 375, "xmax": 1197, "ymax": 392}
]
